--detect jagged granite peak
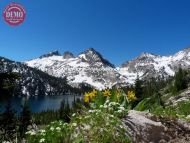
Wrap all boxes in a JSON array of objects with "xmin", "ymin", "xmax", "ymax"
[
  {"xmin": 63, "ymin": 51, "xmax": 75, "ymax": 59},
  {"xmin": 39, "ymin": 50, "xmax": 61, "ymax": 58},
  {"xmin": 25, "ymin": 47, "xmax": 190, "ymax": 88},
  {"xmin": 138, "ymin": 52, "xmax": 159, "ymax": 58},
  {"xmin": 121, "ymin": 52, "xmax": 159, "ymax": 68},
  {"xmin": 181, "ymin": 47, "xmax": 190, "ymax": 53},
  {"xmin": 25, "ymin": 48, "xmax": 122, "ymax": 89},
  {"xmin": 119, "ymin": 49, "xmax": 190, "ymax": 83},
  {"xmin": 78, "ymin": 48, "xmax": 115, "ymax": 68}
]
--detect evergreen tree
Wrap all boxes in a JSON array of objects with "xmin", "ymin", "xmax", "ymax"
[
  {"xmin": 59, "ymin": 99, "xmax": 71, "ymax": 122},
  {"xmin": 173, "ymin": 67, "xmax": 187, "ymax": 93},
  {"xmin": 0, "ymin": 101, "xmax": 17, "ymax": 142},
  {"xmin": 0, "ymin": 72, "xmax": 19, "ymax": 98},
  {"xmin": 134, "ymin": 75, "xmax": 143, "ymax": 100},
  {"xmin": 132, "ymin": 75, "xmax": 143, "ymax": 108},
  {"xmin": 19, "ymin": 101, "xmax": 32, "ymax": 138}
]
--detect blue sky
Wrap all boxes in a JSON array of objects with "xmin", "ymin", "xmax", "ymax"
[{"xmin": 0, "ymin": 0, "xmax": 190, "ymax": 65}]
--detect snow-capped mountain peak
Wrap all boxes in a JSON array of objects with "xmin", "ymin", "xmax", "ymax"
[
  {"xmin": 25, "ymin": 48, "xmax": 122, "ymax": 89},
  {"xmin": 63, "ymin": 51, "xmax": 75, "ymax": 59},
  {"xmin": 79, "ymin": 48, "xmax": 114, "ymax": 68},
  {"xmin": 39, "ymin": 50, "xmax": 61, "ymax": 59},
  {"xmin": 24, "ymin": 47, "xmax": 190, "ymax": 89},
  {"xmin": 138, "ymin": 52, "xmax": 159, "ymax": 58}
]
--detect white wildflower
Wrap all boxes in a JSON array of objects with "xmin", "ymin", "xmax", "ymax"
[
  {"xmin": 39, "ymin": 129, "xmax": 46, "ymax": 135},
  {"xmin": 72, "ymin": 123, "xmax": 77, "ymax": 127},
  {"xmin": 39, "ymin": 138, "xmax": 45, "ymax": 143},
  {"xmin": 103, "ymin": 105, "xmax": 108, "ymax": 108},
  {"xmin": 117, "ymin": 110, "xmax": 122, "ymax": 113},
  {"xmin": 105, "ymin": 100, "xmax": 110, "ymax": 104},
  {"xmin": 59, "ymin": 121, "xmax": 63, "ymax": 125},
  {"xmin": 119, "ymin": 106, "xmax": 125, "ymax": 111},
  {"xmin": 56, "ymin": 127, "xmax": 61, "ymax": 132},
  {"xmin": 39, "ymin": 129, "xmax": 46, "ymax": 133},
  {"xmin": 186, "ymin": 115, "xmax": 190, "ymax": 119},
  {"xmin": 25, "ymin": 130, "xmax": 36, "ymax": 135},
  {"xmin": 110, "ymin": 115, "xmax": 114, "ymax": 118},
  {"xmin": 83, "ymin": 125, "xmax": 91, "ymax": 130},
  {"xmin": 50, "ymin": 127, "xmax": 54, "ymax": 131},
  {"xmin": 88, "ymin": 110, "xmax": 94, "ymax": 113}
]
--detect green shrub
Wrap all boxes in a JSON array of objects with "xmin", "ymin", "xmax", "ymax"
[{"xmin": 26, "ymin": 100, "xmax": 131, "ymax": 143}]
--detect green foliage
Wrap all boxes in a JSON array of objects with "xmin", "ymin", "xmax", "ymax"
[
  {"xmin": 32, "ymin": 98, "xmax": 83, "ymax": 125},
  {"xmin": 0, "ymin": 101, "xmax": 17, "ymax": 142},
  {"xmin": 19, "ymin": 101, "xmax": 32, "ymax": 138},
  {"xmin": 26, "ymin": 101, "xmax": 130, "ymax": 143},
  {"xmin": 59, "ymin": 99, "xmax": 71, "ymax": 123},
  {"xmin": 152, "ymin": 101, "xmax": 190, "ymax": 120},
  {"xmin": 134, "ymin": 92, "xmax": 162, "ymax": 111},
  {"xmin": 71, "ymin": 110, "xmax": 130, "ymax": 143},
  {"xmin": 134, "ymin": 75, "xmax": 143, "ymax": 100},
  {"xmin": 142, "ymin": 77, "xmax": 166, "ymax": 97},
  {"xmin": 0, "ymin": 72, "xmax": 20, "ymax": 97},
  {"xmin": 172, "ymin": 68, "xmax": 187, "ymax": 94},
  {"xmin": 32, "ymin": 110, "xmax": 60, "ymax": 125}
]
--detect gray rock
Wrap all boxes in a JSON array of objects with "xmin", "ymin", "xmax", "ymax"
[{"xmin": 122, "ymin": 110, "xmax": 190, "ymax": 143}]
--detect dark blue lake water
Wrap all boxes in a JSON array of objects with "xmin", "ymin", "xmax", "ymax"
[{"xmin": 0, "ymin": 95, "xmax": 82, "ymax": 113}]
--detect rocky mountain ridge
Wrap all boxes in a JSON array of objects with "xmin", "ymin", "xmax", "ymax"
[
  {"xmin": 0, "ymin": 57, "xmax": 73, "ymax": 97},
  {"xmin": 24, "ymin": 47, "xmax": 190, "ymax": 89}
]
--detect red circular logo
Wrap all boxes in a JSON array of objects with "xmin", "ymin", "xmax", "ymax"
[{"xmin": 3, "ymin": 3, "xmax": 26, "ymax": 26}]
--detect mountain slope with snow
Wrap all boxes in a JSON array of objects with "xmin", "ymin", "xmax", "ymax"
[
  {"xmin": 119, "ymin": 48, "xmax": 190, "ymax": 83},
  {"xmin": 25, "ymin": 48, "xmax": 126, "ymax": 89},
  {"xmin": 0, "ymin": 57, "xmax": 73, "ymax": 97},
  {"xmin": 25, "ymin": 47, "xmax": 190, "ymax": 89}
]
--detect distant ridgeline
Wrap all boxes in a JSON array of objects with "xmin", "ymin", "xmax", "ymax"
[
  {"xmin": 0, "ymin": 57, "xmax": 92, "ymax": 97},
  {"xmin": 25, "ymin": 47, "xmax": 190, "ymax": 89},
  {"xmin": 2, "ymin": 47, "xmax": 190, "ymax": 96}
]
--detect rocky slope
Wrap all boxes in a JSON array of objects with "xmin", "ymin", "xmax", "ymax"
[
  {"xmin": 25, "ymin": 47, "xmax": 190, "ymax": 89},
  {"xmin": 0, "ymin": 57, "xmax": 73, "ymax": 97},
  {"xmin": 119, "ymin": 48, "xmax": 190, "ymax": 84},
  {"xmin": 25, "ymin": 48, "xmax": 126, "ymax": 89},
  {"xmin": 123, "ymin": 110, "xmax": 190, "ymax": 143}
]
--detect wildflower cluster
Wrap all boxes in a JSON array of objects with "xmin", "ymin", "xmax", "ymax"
[
  {"xmin": 70, "ymin": 102, "xmax": 130, "ymax": 143},
  {"xmin": 26, "ymin": 100, "xmax": 131, "ymax": 143},
  {"xmin": 84, "ymin": 88, "xmax": 137, "ymax": 106},
  {"xmin": 84, "ymin": 89, "xmax": 97, "ymax": 103},
  {"xmin": 102, "ymin": 89, "xmax": 111, "ymax": 97},
  {"xmin": 98, "ymin": 99, "xmax": 128, "ymax": 117},
  {"xmin": 26, "ymin": 121, "xmax": 71, "ymax": 143},
  {"xmin": 26, "ymin": 89, "xmax": 133, "ymax": 143},
  {"xmin": 127, "ymin": 91, "xmax": 137, "ymax": 102}
]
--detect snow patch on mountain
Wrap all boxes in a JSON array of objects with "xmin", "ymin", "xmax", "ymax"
[
  {"xmin": 25, "ymin": 48, "xmax": 123, "ymax": 89},
  {"xmin": 25, "ymin": 47, "xmax": 190, "ymax": 89}
]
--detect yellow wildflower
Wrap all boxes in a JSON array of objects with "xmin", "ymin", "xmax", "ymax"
[
  {"xmin": 84, "ymin": 92, "xmax": 90, "ymax": 103},
  {"xmin": 116, "ymin": 89, "xmax": 121, "ymax": 97},
  {"xmin": 102, "ymin": 89, "xmax": 111, "ymax": 97},
  {"xmin": 127, "ymin": 91, "xmax": 137, "ymax": 102},
  {"xmin": 83, "ymin": 89, "xmax": 97, "ymax": 103},
  {"xmin": 92, "ymin": 89, "xmax": 97, "ymax": 95}
]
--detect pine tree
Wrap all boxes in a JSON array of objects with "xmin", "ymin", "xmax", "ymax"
[
  {"xmin": 0, "ymin": 101, "xmax": 17, "ymax": 142},
  {"xmin": 0, "ymin": 72, "xmax": 19, "ymax": 97},
  {"xmin": 173, "ymin": 67, "xmax": 187, "ymax": 93},
  {"xmin": 59, "ymin": 99, "xmax": 71, "ymax": 122},
  {"xmin": 132, "ymin": 75, "xmax": 143, "ymax": 108},
  {"xmin": 134, "ymin": 75, "xmax": 143, "ymax": 100},
  {"xmin": 19, "ymin": 101, "xmax": 32, "ymax": 138}
]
